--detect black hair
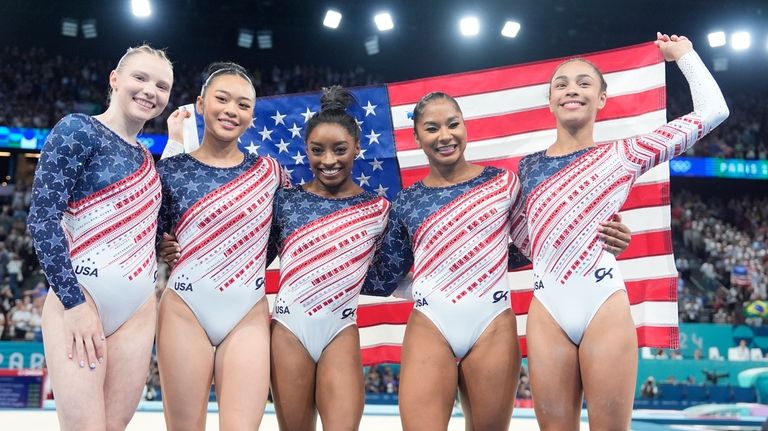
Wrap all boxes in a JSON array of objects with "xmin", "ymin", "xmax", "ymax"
[
  {"xmin": 411, "ymin": 92, "xmax": 462, "ymax": 131},
  {"xmin": 304, "ymin": 85, "xmax": 360, "ymax": 143},
  {"xmin": 200, "ymin": 61, "xmax": 255, "ymax": 97}
]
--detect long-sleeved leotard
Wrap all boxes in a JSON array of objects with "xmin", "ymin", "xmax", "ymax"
[
  {"xmin": 514, "ymin": 51, "xmax": 729, "ymax": 344},
  {"xmin": 28, "ymin": 114, "xmax": 162, "ymax": 335},
  {"xmin": 363, "ymin": 166, "xmax": 524, "ymax": 358},
  {"xmin": 271, "ymin": 186, "xmax": 389, "ymax": 362},
  {"xmin": 157, "ymin": 153, "xmax": 288, "ymax": 346}
]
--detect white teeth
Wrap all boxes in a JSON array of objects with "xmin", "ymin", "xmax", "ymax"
[
  {"xmin": 321, "ymin": 169, "xmax": 340, "ymax": 175},
  {"xmin": 219, "ymin": 119, "xmax": 237, "ymax": 127},
  {"xmin": 436, "ymin": 145, "xmax": 456, "ymax": 154},
  {"xmin": 134, "ymin": 98, "xmax": 154, "ymax": 109}
]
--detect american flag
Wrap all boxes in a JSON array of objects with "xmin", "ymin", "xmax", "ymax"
[{"xmin": 185, "ymin": 42, "xmax": 679, "ymax": 364}]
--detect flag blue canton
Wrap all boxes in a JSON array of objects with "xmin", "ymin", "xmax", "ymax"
[{"xmin": 194, "ymin": 85, "xmax": 401, "ymax": 200}]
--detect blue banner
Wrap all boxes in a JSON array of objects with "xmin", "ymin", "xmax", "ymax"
[
  {"xmin": 0, "ymin": 342, "xmax": 45, "ymax": 369},
  {"xmin": 669, "ymin": 157, "xmax": 768, "ymax": 180},
  {"xmin": 0, "ymin": 125, "xmax": 169, "ymax": 156}
]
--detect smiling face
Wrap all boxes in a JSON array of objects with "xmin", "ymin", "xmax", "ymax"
[
  {"xmin": 548, "ymin": 59, "xmax": 607, "ymax": 130},
  {"xmin": 306, "ymin": 122, "xmax": 360, "ymax": 193},
  {"xmin": 413, "ymin": 98, "xmax": 468, "ymax": 169},
  {"xmin": 196, "ymin": 73, "xmax": 255, "ymax": 145},
  {"xmin": 108, "ymin": 52, "xmax": 173, "ymax": 125}
]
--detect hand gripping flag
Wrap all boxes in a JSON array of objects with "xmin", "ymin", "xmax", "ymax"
[{"xmin": 180, "ymin": 42, "xmax": 678, "ymax": 364}]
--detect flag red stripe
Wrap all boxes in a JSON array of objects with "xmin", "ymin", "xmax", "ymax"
[
  {"xmin": 619, "ymin": 230, "xmax": 673, "ymax": 260},
  {"xmin": 393, "ymin": 88, "xmax": 665, "ymax": 151},
  {"xmin": 622, "ymin": 182, "xmax": 669, "ymax": 210},
  {"xmin": 357, "ymin": 302, "xmax": 414, "ymax": 327},
  {"xmin": 361, "ymin": 345, "xmax": 403, "ymax": 366},
  {"xmin": 636, "ymin": 325, "xmax": 680, "ymax": 349},
  {"xmin": 387, "ymin": 43, "xmax": 662, "ymax": 105}
]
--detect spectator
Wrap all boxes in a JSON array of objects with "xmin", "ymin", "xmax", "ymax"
[
  {"xmin": 640, "ymin": 376, "xmax": 659, "ymax": 399},
  {"xmin": 365, "ymin": 368, "xmax": 382, "ymax": 394},
  {"xmin": 6, "ymin": 252, "xmax": 23, "ymax": 297},
  {"xmin": 730, "ymin": 339, "xmax": 751, "ymax": 361}
]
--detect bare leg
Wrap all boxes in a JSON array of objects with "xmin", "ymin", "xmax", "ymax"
[
  {"xmin": 580, "ymin": 291, "xmax": 637, "ymax": 431},
  {"xmin": 41, "ymin": 290, "xmax": 107, "ymax": 431},
  {"xmin": 398, "ymin": 310, "xmax": 458, "ymax": 431},
  {"xmin": 316, "ymin": 325, "xmax": 364, "ymax": 431},
  {"xmin": 526, "ymin": 297, "xmax": 583, "ymax": 430},
  {"xmin": 213, "ymin": 298, "xmax": 271, "ymax": 431},
  {"xmin": 102, "ymin": 294, "xmax": 157, "ymax": 431},
  {"xmin": 156, "ymin": 290, "xmax": 214, "ymax": 431},
  {"xmin": 270, "ymin": 320, "xmax": 318, "ymax": 431},
  {"xmin": 457, "ymin": 309, "xmax": 520, "ymax": 431}
]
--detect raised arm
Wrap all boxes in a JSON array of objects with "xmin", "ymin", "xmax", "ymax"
[{"xmin": 623, "ymin": 33, "xmax": 729, "ymax": 177}]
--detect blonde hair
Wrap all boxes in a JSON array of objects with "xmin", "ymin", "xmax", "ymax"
[{"xmin": 108, "ymin": 44, "xmax": 173, "ymax": 102}]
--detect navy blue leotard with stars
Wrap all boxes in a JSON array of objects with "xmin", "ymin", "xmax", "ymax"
[
  {"xmin": 361, "ymin": 166, "xmax": 528, "ymax": 358},
  {"xmin": 270, "ymin": 186, "xmax": 389, "ymax": 362},
  {"xmin": 28, "ymin": 113, "xmax": 162, "ymax": 335},
  {"xmin": 157, "ymin": 153, "xmax": 288, "ymax": 345}
]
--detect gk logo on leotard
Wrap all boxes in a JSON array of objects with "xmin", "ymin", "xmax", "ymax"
[
  {"xmin": 341, "ymin": 308, "xmax": 355, "ymax": 319},
  {"xmin": 492, "ymin": 290, "xmax": 508, "ymax": 303},
  {"xmin": 255, "ymin": 277, "xmax": 265, "ymax": 290},
  {"xmin": 595, "ymin": 267, "xmax": 614, "ymax": 283}
]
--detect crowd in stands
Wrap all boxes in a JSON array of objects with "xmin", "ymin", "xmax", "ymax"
[
  {"xmin": 672, "ymin": 189, "xmax": 767, "ymax": 326},
  {"xmin": 0, "ymin": 45, "xmax": 381, "ymax": 134},
  {"xmin": 0, "ymin": 186, "xmax": 48, "ymax": 341}
]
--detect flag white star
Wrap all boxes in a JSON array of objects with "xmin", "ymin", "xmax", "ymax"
[
  {"xmin": 291, "ymin": 151, "xmax": 306, "ymax": 165},
  {"xmin": 355, "ymin": 118, "xmax": 364, "ymax": 131},
  {"xmin": 300, "ymin": 107, "xmax": 316, "ymax": 123},
  {"xmin": 245, "ymin": 141, "xmax": 260, "ymax": 154},
  {"xmin": 275, "ymin": 139, "xmax": 290, "ymax": 154},
  {"xmin": 369, "ymin": 158, "xmax": 384, "ymax": 171},
  {"xmin": 374, "ymin": 184, "xmax": 389, "ymax": 196},
  {"xmin": 363, "ymin": 100, "xmax": 377, "ymax": 116},
  {"xmin": 288, "ymin": 123, "xmax": 302, "ymax": 138},
  {"xmin": 271, "ymin": 111, "xmax": 287, "ymax": 126},
  {"xmin": 298, "ymin": 177, "xmax": 307, "ymax": 185},
  {"xmin": 356, "ymin": 148, "xmax": 367, "ymax": 160},
  {"xmin": 365, "ymin": 130, "xmax": 381, "ymax": 145},
  {"xmin": 250, "ymin": 117, "xmax": 257, "ymax": 128},
  {"xmin": 284, "ymin": 167, "xmax": 294, "ymax": 176},
  {"xmin": 258, "ymin": 126, "xmax": 274, "ymax": 141},
  {"xmin": 356, "ymin": 172, "xmax": 371, "ymax": 186}
]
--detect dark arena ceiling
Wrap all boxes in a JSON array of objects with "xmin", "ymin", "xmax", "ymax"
[{"xmin": 1, "ymin": 0, "xmax": 766, "ymax": 81}]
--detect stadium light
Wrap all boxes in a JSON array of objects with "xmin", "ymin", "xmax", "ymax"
[
  {"xmin": 707, "ymin": 31, "xmax": 726, "ymax": 48},
  {"xmin": 81, "ymin": 19, "xmax": 97, "ymax": 39},
  {"xmin": 501, "ymin": 21, "xmax": 520, "ymax": 38},
  {"xmin": 459, "ymin": 16, "xmax": 479, "ymax": 36},
  {"xmin": 257, "ymin": 30, "xmax": 273, "ymax": 49},
  {"xmin": 61, "ymin": 18, "xmax": 78, "ymax": 37},
  {"xmin": 323, "ymin": 10, "xmax": 342, "ymax": 29},
  {"xmin": 237, "ymin": 28, "xmax": 253, "ymax": 48},
  {"xmin": 365, "ymin": 35, "xmax": 380, "ymax": 55},
  {"xmin": 731, "ymin": 31, "xmax": 751, "ymax": 50},
  {"xmin": 132, "ymin": 0, "xmax": 151, "ymax": 18},
  {"xmin": 374, "ymin": 12, "xmax": 394, "ymax": 31}
]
